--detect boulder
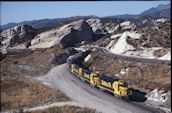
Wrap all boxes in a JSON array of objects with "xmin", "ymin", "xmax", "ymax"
[
  {"xmin": 1, "ymin": 24, "xmax": 35, "ymax": 43},
  {"xmin": 29, "ymin": 19, "xmax": 93, "ymax": 49},
  {"xmin": 86, "ymin": 18, "xmax": 105, "ymax": 34},
  {"xmin": 0, "ymin": 24, "xmax": 36, "ymax": 54},
  {"xmin": 114, "ymin": 24, "xmax": 122, "ymax": 32},
  {"xmin": 120, "ymin": 21, "xmax": 136, "ymax": 30}
]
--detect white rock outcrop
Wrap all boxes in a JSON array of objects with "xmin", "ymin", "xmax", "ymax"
[
  {"xmin": 86, "ymin": 18, "xmax": 105, "ymax": 34},
  {"xmin": 120, "ymin": 21, "xmax": 136, "ymax": 30},
  {"xmin": 107, "ymin": 31, "xmax": 171, "ymax": 60},
  {"xmin": 84, "ymin": 54, "xmax": 91, "ymax": 62},
  {"xmin": 146, "ymin": 88, "xmax": 171, "ymax": 108},
  {"xmin": 155, "ymin": 18, "xmax": 168, "ymax": 23},
  {"xmin": 29, "ymin": 19, "xmax": 93, "ymax": 49},
  {"xmin": 0, "ymin": 24, "xmax": 36, "ymax": 54},
  {"xmin": 109, "ymin": 31, "xmax": 141, "ymax": 54},
  {"xmin": 159, "ymin": 52, "xmax": 171, "ymax": 60}
]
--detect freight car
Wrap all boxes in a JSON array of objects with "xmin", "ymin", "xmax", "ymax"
[{"xmin": 67, "ymin": 52, "xmax": 132, "ymax": 100}]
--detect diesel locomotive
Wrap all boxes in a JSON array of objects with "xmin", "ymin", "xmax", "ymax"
[{"xmin": 67, "ymin": 52, "xmax": 132, "ymax": 100}]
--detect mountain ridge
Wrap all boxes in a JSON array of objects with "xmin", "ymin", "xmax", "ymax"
[
  {"xmin": 0, "ymin": 3, "xmax": 170, "ymax": 30},
  {"xmin": 0, "ymin": 16, "xmax": 99, "ymax": 30},
  {"xmin": 105, "ymin": 3, "xmax": 170, "ymax": 19}
]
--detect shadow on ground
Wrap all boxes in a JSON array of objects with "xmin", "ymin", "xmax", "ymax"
[
  {"xmin": 95, "ymin": 88, "xmax": 147, "ymax": 102},
  {"xmin": 129, "ymin": 88, "xmax": 147, "ymax": 102}
]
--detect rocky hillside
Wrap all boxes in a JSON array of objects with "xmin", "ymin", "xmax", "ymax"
[
  {"xmin": 107, "ymin": 21, "xmax": 171, "ymax": 60},
  {"xmin": 30, "ymin": 19, "xmax": 93, "ymax": 49},
  {"xmin": 89, "ymin": 19, "xmax": 171, "ymax": 60},
  {"xmin": 0, "ymin": 19, "xmax": 95, "ymax": 54},
  {"xmin": 1, "ymin": 16, "xmax": 170, "ymax": 59}
]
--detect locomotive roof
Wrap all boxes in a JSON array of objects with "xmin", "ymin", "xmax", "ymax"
[
  {"xmin": 83, "ymin": 68, "xmax": 92, "ymax": 74},
  {"xmin": 99, "ymin": 75, "xmax": 118, "ymax": 83}
]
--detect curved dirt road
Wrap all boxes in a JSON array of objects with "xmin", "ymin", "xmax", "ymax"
[{"xmin": 34, "ymin": 64, "xmax": 162, "ymax": 113}]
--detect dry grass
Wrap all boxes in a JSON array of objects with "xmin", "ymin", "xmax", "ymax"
[
  {"xmin": 83, "ymin": 52, "xmax": 171, "ymax": 92},
  {"xmin": 25, "ymin": 105, "xmax": 96, "ymax": 113},
  {"xmin": 153, "ymin": 48, "xmax": 171, "ymax": 57},
  {"xmin": 1, "ymin": 76, "xmax": 69, "ymax": 111},
  {"xmin": 0, "ymin": 46, "xmax": 73, "ymax": 78},
  {"xmin": 0, "ymin": 46, "xmax": 73, "ymax": 111},
  {"xmin": 1, "ymin": 46, "xmax": 70, "ymax": 66},
  {"xmin": 90, "ymin": 34, "xmax": 113, "ymax": 47}
]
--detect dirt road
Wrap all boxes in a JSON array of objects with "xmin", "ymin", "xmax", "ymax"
[
  {"xmin": 34, "ymin": 64, "xmax": 162, "ymax": 113},
  {"xmin": 97, "ymin": 47, "xmax": 171, "ymax": 65}
]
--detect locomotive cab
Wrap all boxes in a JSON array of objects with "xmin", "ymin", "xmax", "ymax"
[
  {"xmin": 90, "ymin": 73, "xmax": 100, "ymax": 86},
  {"xmin": 113, "ymin": 80, "xmax": 131, "ymax": 98}
]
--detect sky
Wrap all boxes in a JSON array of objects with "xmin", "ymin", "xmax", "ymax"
[{"xmin": 1, "ymin": 1, "xmax": 170, "ymax": 25}]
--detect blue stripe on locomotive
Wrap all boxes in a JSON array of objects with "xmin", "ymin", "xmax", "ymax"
[
  {"xmin": 81, "ymin": 69, "xmax": 92, "ymax": 81},
  {"xmin": 99, "ymin": 76, "xmax": 119, "ymax": 91}
]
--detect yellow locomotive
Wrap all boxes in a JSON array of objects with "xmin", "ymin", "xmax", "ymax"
[{"xmin": 68, "ymin": 63, "xmax": 132, "ymax": 99}]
